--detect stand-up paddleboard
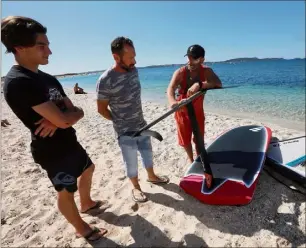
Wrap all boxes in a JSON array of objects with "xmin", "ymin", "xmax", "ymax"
[
  {"xmin": 179, "ymin": 125, "xmax": 272, "ymax": 205},
  {"xmin": 265, "ymin": 136, "xmax": 306, "ymax": 187}
]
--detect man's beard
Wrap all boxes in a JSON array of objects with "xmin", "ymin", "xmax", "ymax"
[
  {"xmin": 187, "ymin": 58, "xmax": 201, "ymax": 71},
  {"xmin": 119, "ymin": 61, "xmax": 135, "ymax": 72}
]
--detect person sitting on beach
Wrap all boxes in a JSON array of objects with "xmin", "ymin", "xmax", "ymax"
[
  {"xmin": 166, "ymin": 44, "xmax": 222, "ymax": 163},
  {"xmin": 96, "ymin": 36, "xmax": 169, "ymax": 203},
  {"xmin": 74, "ymin": 83, "xmax": 87, "ymax": 94},
  {"xmin": 1, "ymin": 16, "xmax": 107, "ymax": 241}
]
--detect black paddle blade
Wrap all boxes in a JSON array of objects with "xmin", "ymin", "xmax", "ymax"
[{"xmin": 139, "ymin": 130, "xmax": 163, "ymax": 142}]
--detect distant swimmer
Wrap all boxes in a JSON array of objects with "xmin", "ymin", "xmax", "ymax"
[{"xmin": 167, "ymin": 44, "xmax": 222, "ymax": 163}]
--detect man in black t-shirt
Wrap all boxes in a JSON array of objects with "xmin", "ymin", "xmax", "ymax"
[{"xmin": 1, "ymin": 16, "xmax": 107, "ymax": 241}]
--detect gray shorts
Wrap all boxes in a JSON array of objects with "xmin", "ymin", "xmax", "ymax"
[{"xmin": 118, "ymin": 135, "xmax": 153, "ymax": 178}]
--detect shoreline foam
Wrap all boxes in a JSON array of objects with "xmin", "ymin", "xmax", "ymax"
[{"xmin": 68, "ymin": 87, "xmax": 305, "ymax": 132}]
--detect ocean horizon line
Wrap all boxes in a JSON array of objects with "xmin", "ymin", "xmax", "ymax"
[
  {"xmin": 52, "ymin": 57, "xmax": 305, "ymax": 79},
  {"xmin": 1, "ymin": 57, "xmax": 304, "ymax": 81}
]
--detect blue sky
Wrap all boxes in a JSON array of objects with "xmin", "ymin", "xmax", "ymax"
[{"xmin": 1, "ymin": 1, "xmax": 305, "ymax": 75}]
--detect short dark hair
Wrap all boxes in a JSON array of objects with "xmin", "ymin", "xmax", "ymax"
[
  {"xmin": 1, "ymin": 16, "xmax": 47, "ymax": 54},
  {"xmin": 111, "ymin": 36, "xmax": 134, "ymax": 55}
]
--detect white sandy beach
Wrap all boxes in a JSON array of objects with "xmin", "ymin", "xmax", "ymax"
[{"xmin": 1, "ymin": 89, "xmax": 305, "ymax": 247}]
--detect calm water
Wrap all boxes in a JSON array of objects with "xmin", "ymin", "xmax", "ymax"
[{"xmin": 59, "ymin": 59, "xmax": 305, "ymax": 129}]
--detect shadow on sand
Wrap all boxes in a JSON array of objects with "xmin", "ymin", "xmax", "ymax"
[
  {"xmin": 89, "ymin": 212, "xmax": 209, "ymax": 247},
  {"xmin": 86, "ymin": 171, "xmax": 305, "ymax": 247},
  {"xmin": 145, "ymin": 171, "xmax": 306, "ymax": 247}
]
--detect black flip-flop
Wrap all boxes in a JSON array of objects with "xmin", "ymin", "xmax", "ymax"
[
  {"xmin": 76, "ymin": 226, "xmax": 108, "ymax": 241},
  {"xmin": 80, "ymin": 200, "xmax": 104, "ymax": 214},
  {"xmin": 132, "ymin": 189, "xmax": 148, "ymax": 202},
  {"xmin": 147, "ymin": 175, "xmax": 170, "ymax": 185}
]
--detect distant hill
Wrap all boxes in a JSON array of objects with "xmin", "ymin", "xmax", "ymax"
[
  {"xmin": 140, "ymin": 64, "xmax": 184, "ymax": 69},
  {"xmin": 1, "ymin": 58, "xmax": 304, "ymax": 80},
  {"xmin": 223, "ymin": 57, "xmax": 284, "ymax": 62},
  {"xmin": 54, "ymin": 69, "xmax": 105, "ymax": 78},
  {"xmin": 222, "ymin": 57, "xmax": 305, "ymax": 63},
  {"xmin": 136, "ymin": 57, "xmax": 305, "ymax": 68},
  {"xmin": 43, "ymin": 57, "xmax": 306, "ymax": 78}
]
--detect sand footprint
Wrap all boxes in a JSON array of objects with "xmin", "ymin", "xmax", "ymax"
[
  {"xmin": 29, "ymin": 207, "xmax": 53, "ymax": 223},
  {"xmin": 105, "ymin": 159, "xmax": 113, "ymax": 168},
  {"xmin": 15, "ymin": 235, "xmax": 44, "ymax": 247},
  {"xmin": 7, "ymin": 208, "xmax": 36, "ymax": 226}
]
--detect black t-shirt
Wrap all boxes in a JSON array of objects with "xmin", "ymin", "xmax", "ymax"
[{"xmin": 3, "ymin": 65, "xmax": 79, "ymax": 163}]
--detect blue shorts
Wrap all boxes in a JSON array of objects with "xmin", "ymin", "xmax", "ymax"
[{"xmin": 118, "ymin": 135, "xmax": 153, "ymax": 178}]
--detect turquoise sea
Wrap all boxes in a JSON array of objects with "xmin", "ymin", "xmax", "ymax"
[{"xmin": 59, "ymin": 59, "xmax": 305, "ymax": 130}]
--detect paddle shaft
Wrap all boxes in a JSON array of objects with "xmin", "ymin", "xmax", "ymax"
[
  {"xmin": 133, "ymin": 86, "xmax": 240, "ymax": 137},
  {"xmin": 132, "ymin": 86, "xmax": 240, "ymax": 186},
  {"xmin": 185, "ymin": 101, "xmax": 214, "ymax": 188},
  {"xmin": 132, "ymin": 89, "xmax": 207, "ymax": 137},
  {"xmin": 265, "ymin": 157, "xmax": 306, "ymax": 188},
  {"xmin": 269, "ymin": 135, "xmax": 306, "ymax": 144}
]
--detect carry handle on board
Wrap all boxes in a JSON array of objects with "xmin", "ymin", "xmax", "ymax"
[{"xmin": 133, "ymin": 85, "xmax": 240, "ymax": 189}]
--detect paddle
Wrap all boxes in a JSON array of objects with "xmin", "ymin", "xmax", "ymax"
[
  {"xmin": 133, "ymin": 85, "xmax": 239, "ymax": 189},
  {"xmin": 265, "ymin": 135, "xmax": 306, "ymax": 189},
  {"xmin": 269, "ymin": 135, "xmax": 306, "ymax": 144},
  {"xmin": 133, "ymin": 85, "xmax": 240, "ymax": 140},
  {"xmin": 184, "ymin": 96, "xmax": 214, "ymax": 189}
]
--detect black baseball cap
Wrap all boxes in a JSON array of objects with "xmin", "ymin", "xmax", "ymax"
[{"xmin": 184, "ymin": 44, "xmax": 205, "ymax": 59}]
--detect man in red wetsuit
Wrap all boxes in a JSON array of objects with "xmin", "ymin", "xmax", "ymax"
[{"xmin": 167, "ymin": 44, "xmax": 222, "ymax": 163}]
